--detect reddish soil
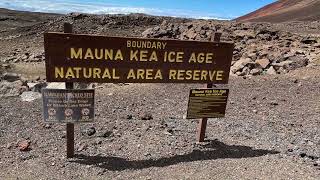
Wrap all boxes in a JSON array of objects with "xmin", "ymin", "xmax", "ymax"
[{"xmin": 236, "ymin": 0, "xmax": 320, "ymax": 22}]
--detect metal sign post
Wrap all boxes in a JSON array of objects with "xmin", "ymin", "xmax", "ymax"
[{"xmin": 196, "ymin": 32, "xmax": 222, "ymax": 142}]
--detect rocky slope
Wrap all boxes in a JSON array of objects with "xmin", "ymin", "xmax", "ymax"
[
  {"xmin": 236, "ymin": 0, "xmax": 320, "ymax": 22},
  {"xmin": 142, "ymin": 20, "xmax": 319, "ymax": 76}
]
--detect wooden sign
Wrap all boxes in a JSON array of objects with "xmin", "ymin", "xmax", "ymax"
[
  {"xmin": 187, "ymin": 89, "xmax": 229, "ymax": 119},
  {"xmin": 42, "ymin": 88, "xmax": 94, "ymax": 123},
  {"xmin": 44, "ymin": 33, "xmax": 234, "ymax": 84}
]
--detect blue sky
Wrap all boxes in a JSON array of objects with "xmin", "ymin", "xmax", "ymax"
[{"xmin": 0, "ymin": 0, "xmax": 276, "ymax": 19}]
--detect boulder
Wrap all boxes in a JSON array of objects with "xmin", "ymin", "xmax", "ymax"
[
  {"xmin": 286, "ymin": 56, "xmax": 308, "ymax": 70},
  {"xmin": 255, "ymin": 59, "xmax": 270, "ymax": 69},
  {"xmin": 142, "ymin": 28, "xmax": 154, "ymax": 38},
  {"xmin": 273, "ymin": 56, "xmax": 308, "ymax": 70},
  {"xmin": 266, "ymin": 66, "xmax": 277, "ymax": 75},
  {"xmin": 231, "ymin": 58, "xmax": 252, "ymax": 73},
  {"xmin": 272, "ymin": 60, "xmax": 293, "ymax": 68},
  {"xmin": 250, "ymin": 68, "xmax": 262, "ymax": 75},
  {"xmin": 185, "ymin": 29, "xmax": 197, "ymax": 40}
]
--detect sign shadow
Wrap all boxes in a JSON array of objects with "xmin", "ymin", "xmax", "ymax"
[{"xmin": 71, "ymin": 139, "xmax": 279, "ymax": 171}]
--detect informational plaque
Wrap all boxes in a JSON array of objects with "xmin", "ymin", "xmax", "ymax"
[
  {"xmin": 187, "ymin": 89, "xmax": 229, "ymax": 119},
  {"xmin": 42, "ymin": 89, "xmax": 94, "ymax": 123}
]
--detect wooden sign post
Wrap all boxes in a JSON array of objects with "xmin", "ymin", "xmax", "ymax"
[
  {"xmin": 196, "ymin": 32, "xmax": 222, "ymax": 142},
  {"xmin": 64, "ymin": 23, "xmax": 75, "ymax": 158}
]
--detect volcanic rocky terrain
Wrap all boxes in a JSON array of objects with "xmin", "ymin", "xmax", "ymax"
[{"xmin": 0, "ymin": 6, "xmax": 319, "ymax": 179}]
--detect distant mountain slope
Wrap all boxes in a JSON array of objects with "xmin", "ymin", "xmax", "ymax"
[{"xmin": 236, "ymin": 0, "xmax": 320, "ymax": 22}]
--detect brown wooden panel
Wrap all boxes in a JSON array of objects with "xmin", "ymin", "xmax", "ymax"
[{"xmin": 44, "ymin": 32, "xmax": 234, "ymax": 83}]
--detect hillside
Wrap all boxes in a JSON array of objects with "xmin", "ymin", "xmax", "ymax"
[{"xmin": 236, "ymin": 0, "xmax": 320, "ymax": 22}]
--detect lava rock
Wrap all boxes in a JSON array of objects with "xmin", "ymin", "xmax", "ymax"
[
  {"xmin": 256, "ymin": 58, "xmax": 270, "ymax": 69},
  {"xmin": 231, "ymin": 58, "xmax": 252, "ymax": 73},
  {"xmin": 86, "ymin": 127, "xmax": 96, "ymax": 136},
  {"xmin": 18, "ymin": 140, "xmax": 31, "ymax": 151},
  {"xmin": 2, "ymin": 72, "xmax": 20, "ymax": 82},
  {"xmin": 126, "ymin": 114, "xmax": 133, "ymax": 120},
  {"xmin": 140, "ymin": 113, "xmax": 153, "ymax": 120},
  {"xmin": 301, "ymin": 37, "xmax": 317, "ymax": 44},
  {"xmin": 99, "ymin": 130, "xmax": 113, "ymax": 138}
]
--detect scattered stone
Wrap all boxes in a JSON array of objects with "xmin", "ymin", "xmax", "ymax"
[
  {"xmin": 284, "ymin": 56, "xmax": 308, "ymax": 70},
  {"xmin": 256, "ymin": 59, "xmax": 270, "ymax": 69},
  {"xmin": 86, "ymin": 127, "xmax": 96, "ymax": 136},
  {"xmin": 185, "ymin": 29, "xmax": 197, "ymax": 39},
  {"xmin": 140, "ymin": 112, "xmax": 153, "ymax": 120},
  {"xmin": 20, "ymin": 91, "xmax": 42, "ymax": 102},
  {"xmin": 250, "ymin": 68, "xmax": 262, "ymax": 75},
  {"xmin": 95, "ymin": 138, "xmax": 103, "ymax": 145},
  {"xmin": 6, "ymin": 143, "xmax": 12, "ymax": 149},
  {"xmin": 299, "ymin": 152, "xmax": 307, "ymax": 158},
  {"xmin": 142, "ymin": 28, "xmax": 153, "ymax": 38},
  {"xmin": 231, "ymin": 58, "xmax": 252, "ymax": 73},
  {"xmin": 126, "ymin": 114, "xmax": 133, "ymax": 120},
  {"xmin": 44, "ymin": 124, "xmax": 51, "ymax": 129},
  {"xmin": 266, "ymin": 66, "xmax": 277, "ymax": 75},
  {"xmin": 17, "ymin": 140, "xmax": 31, "ymax": 151},
  {"xmin": 99, "ymin": 130, "xmax": 113, "ymax": 138},
  {"xmin": 0, "ymin": 81, "xmax": 23, "ymax": 97},
  {"xmin": 163, "ymin": 129, "xmax": 173, "ymax": 135},
  {"xmin": 2, "ymin": 72, "xmax": 20, "ymax": 82},
  {"xmin": 77, "ymin": 144, "xmax": 87, "ymax": 151},
  {"xmin": 301, "ymin": 37, "xmax": 317, "ymax": 44},
  {"xmin": 270, "ymin": 101, "xmax": 279, "ymax": 106},
  {"xmin": 1, "ymin": 63, "xmax": 11, "ymax": 69},
  {"xmin": 27, "ymin": 82, "xmax": 47, "ymax": 92}
]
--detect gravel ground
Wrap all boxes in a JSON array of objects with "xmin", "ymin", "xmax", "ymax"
[{"xmin": 0, "ymin": 71, "xmax": 319, "ymax": 179}]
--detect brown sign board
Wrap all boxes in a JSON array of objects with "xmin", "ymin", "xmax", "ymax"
[
  {"xmin": 44, "ymin": 32, "xmax": 234, "ymax": 84},
  {"xmin": 187, "ymin": 89, "xmax": 229, "ymax": 119},
  {"xmin": 42, "ymin": 88, "xmax": 94, "ymax": 123}
]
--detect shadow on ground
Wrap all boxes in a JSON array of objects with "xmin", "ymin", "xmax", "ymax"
[{"xmin": 71, "ymin": 139, "xmax": 279, "ymax": 171}]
